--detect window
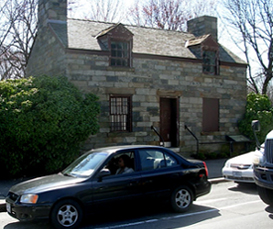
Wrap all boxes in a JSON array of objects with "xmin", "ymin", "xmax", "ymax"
[
  {"xmin": 110, "ymin": 40, "xmax": 130, "ymax": 67},
  {"xmin": 110, "ymin": 95, "xmax": 132, "ymax": 132},
  {"xmin": 96, "ymin": 24, "xmax": 133, "ymax": 68},
  {"xmin": 202, "ymin": 98, "xmax": 219, "ymax": 132},
  {"xmin": 202, "ymin": 50, "xmax": 218, "ymax": 75},
  {"xmin": 104, "ymin": 151, "xmax": 135, "ymax": 176},
  {"xmin": 139, "ymin": 149, "xmax": 178, "ymax": 171}
]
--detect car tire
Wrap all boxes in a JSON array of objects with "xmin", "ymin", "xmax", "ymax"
[
  {"xmin": 51, "ymin": 199, "xmax": 83, "ymax": 229},
  {"xmin": 171, "ymin": 186, "xmax": 193, "ymax": 213},
  {"xmin": 258, "ymin": 186, "xmax": 273, "ymax": 206}
]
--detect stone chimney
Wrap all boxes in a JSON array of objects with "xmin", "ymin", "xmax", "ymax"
[
  {"xmin": 38, "ymin": 0, "xmax": 67, "ymax": 30},
  {"xmin": 187, "ymin": 16, "xmax": 218, "ymax": 42}
]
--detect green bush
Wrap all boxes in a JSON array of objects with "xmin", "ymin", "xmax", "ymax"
[
  {"xmin": 238, "ymin": 92, "xmax": 273, "ymax": 144},
  {"xmin": 0, "ymin": 76, "xmax": 100, "ymax": 178}
]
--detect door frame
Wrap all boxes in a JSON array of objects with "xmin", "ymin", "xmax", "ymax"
[{"xmin": 159, "ymin": 97, "xmax": 180, "ymax": 147}]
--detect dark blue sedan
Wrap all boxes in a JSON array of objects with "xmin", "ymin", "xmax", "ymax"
[{"xmin": 6, "ymin": 145, "xmax": 211, "ymax": 229}]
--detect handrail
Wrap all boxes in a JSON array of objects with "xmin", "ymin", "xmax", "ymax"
[
  {"xmin": 185, "ymin": 125, "xmax": 228, "ymax": 155},
  {"xmin": 151, "ymin": 126, "xmax": 164, "ymax": 147},
  {"xmin": 184, "ymin": 125, "xmax": 199, "ymax": 154}
]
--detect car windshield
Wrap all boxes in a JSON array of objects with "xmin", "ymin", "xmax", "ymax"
[{"xmin": 62, "ymin": 152, "xmax": 108, "ymax": 178}]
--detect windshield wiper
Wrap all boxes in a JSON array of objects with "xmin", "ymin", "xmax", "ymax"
[{"xmin": 61, "ymin": 172, "xmax": 75, "ymax": 177}]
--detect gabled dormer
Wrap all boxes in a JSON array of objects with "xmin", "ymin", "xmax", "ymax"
[
  {"xmin": 96, "ymin": 24, "xmax": 133, "ymax": 68},
  {"xmin": 186, "ymin": 34, "xmax": 219, "ymax": 75},
  {"xmin": 187, "ymin": 16, "xmax": 220, "ymax": 75}
]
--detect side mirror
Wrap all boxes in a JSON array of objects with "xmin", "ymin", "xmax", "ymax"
[
  {"xmin": 252, "ymin": 120, "xmax": 261, "ymax": 149},
  {"xmin": 98, "ymin": 169, "xmax": 111, "ymax": 179},
  {"xmin": 252, "ymin": 120, "xmax": 261, "ymax": 132}
]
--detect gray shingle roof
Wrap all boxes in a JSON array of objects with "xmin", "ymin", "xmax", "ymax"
[{"xmin": 49, "ymin": 18, "xmax": 246, "ymax": 64}]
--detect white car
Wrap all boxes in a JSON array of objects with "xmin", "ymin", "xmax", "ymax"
[{"xmin": 222, "ymin": 151, "xmax": 258, "ymax": 183}]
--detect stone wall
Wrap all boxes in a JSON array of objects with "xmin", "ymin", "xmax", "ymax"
[
  {"xmin": 67, "ymin": 52, "xmax": 247, "ymax": 154},
  {"xmin": 27, "ymin": 25, "xmax": 66, "ymax": 77}
]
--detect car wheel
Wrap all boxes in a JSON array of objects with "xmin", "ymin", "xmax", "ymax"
[
  {"xmin": 171, "ymin": 186, "xmax": 193, "ymax": 212},
  {"xmin": 258, "ymin": 186, "xmax": 273, "ymax": 206},
  {"xmin": 51, "ymin": 199, "xmax": 83, "ymax": 229}
]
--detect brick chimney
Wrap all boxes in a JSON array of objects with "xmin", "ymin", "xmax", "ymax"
[
  {"xmin": 38, "ymin": 0, "xmax": 67, "ymax": 30},
  {"xmin": 187, "ymin": 16, "xmax": 218, "ymax": 42}
]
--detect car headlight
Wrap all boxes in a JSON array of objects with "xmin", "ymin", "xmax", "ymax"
[
  {"xmin": 224, "ymin": 161, "xmax": 230, "ymax": 168},
  {"xmin": 253, "ymin": 155, "xmax": 261, "ymax": 165},
  {"xmin": 20, "ymin": 194, "xmax": 39, "ymax": 204}
]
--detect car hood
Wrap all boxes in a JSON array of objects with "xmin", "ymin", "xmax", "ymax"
[
  {"xmin": 10, "ymin": 174, "xmax": 86, "ymax": 195},
  {"xmin": 227, "ymin": 151, "xmax": 256, "ymax": 164}
]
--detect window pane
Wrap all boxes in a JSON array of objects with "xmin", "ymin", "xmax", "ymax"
[
  {"xmin": 139, "ymin": 149, "xmax": 178, "ymax": 171},
  {"xmin": 165, "ymin": 154, "xmax": 178, "ymax": 167},
  {"xmin": 104, "ymin": 151, "xmax": 135, "ymax": 175},
  {"xmin": 203, "ymin": 51, "xmax": 216, "ymax": 74},
  {"xmin": 110, "ymin": 41, "xmax": 130, "ymax": 67},
  {"xmin": 110, "ymin": 96, "xmax": 131, "ymax": 132}
]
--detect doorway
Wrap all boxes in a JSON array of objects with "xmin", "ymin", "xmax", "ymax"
[{"xmin": 160, "ymin": 98, "xmax": 179, "ymax": 147}]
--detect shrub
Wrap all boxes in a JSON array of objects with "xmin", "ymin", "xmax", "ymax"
[
  {"xmin": 0, "ymin": 76, "xmax": 100, "ymax": 178},
  {"xmin": 238, "ymin": 92, "xmax": 273, "ymax": 145}
]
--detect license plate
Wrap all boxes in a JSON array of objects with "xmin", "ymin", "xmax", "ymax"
[
  {"xmin": 6, "ymin": 203, "xmax": 11, "ymax": 213},
  {"xmin": 232, "ymin": 171, "xmax": 242, "ymax": 177}
]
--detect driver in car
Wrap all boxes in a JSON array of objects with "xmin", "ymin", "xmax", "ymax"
[{"xmin": 116, "ymin": 155, "xmax": 134, "ymax": 174}]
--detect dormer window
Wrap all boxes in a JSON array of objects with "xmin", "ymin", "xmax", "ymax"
[
  {"xmin": 202, "ymin": 50, "xmax": 218, "ymax": 75},
  {"xmin": 186, "ymin": 34, "xmax": 219, "ymax": 75},
  {"xmin": 96, "ymin": 23, "xmax": 133, "ymax": 68},
  {"xmin": 110, "ymin": 40, "xmax": 130, "ymax": 67}
]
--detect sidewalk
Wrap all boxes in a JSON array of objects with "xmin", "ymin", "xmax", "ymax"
[{"xmin": 0, "ymin": 158, "xmax": 227, "ymax": 211}]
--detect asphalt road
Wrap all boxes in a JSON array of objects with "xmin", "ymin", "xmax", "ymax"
[{"xmin": 1, "ymin": 181, "xmax": 272, "ymax": 229}]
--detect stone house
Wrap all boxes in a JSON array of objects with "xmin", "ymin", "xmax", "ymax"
[{"xmin": 27, "ymin": 0, "xmax": 247, "ymax": 154}]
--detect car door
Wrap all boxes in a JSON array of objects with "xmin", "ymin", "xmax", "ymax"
[
  {"xmin": 91, "ymin": 150, "xmax": 142, "ymax": 208},
  {"xmin": 138, "ymin": 148, "xmax": 180, "ymax": 199}
]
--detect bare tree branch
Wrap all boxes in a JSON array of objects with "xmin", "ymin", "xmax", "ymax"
[
  {"xmin": 76, "ymin": 0, "xmax": 126, "ymax": 23},
  {"xmin": 128, "ymin": 0, "xmax": 217, "ymax": 31},
  {"xmin": 221, "ymin": 0, "xmax": 273, "ymax": 95},
  {"xmin": 0, "ymin": 0, "xmax": 37, "ymax": 80}
]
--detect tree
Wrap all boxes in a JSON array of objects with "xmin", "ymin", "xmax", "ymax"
[
  {"xmin": 0, "ymin": 0, "xmax": 38, "ymax": 80},
  {"xmin": 71, "ymin": 0, "xmax": 126, "ymax": 23},
  {"xmin": 0, "ymin": 0, "xmax": 81, "ymax": 80},
  {"xmin": 0, "ymin": 76, "xmax": 100, "ymax": 178},
  {"xmin": 238, "ymin": 93, "xmax": 273, "ymax": 145},
  {"xmin": 0, "ymin": 45, "xmax": 24, "ymax": 79},
  {"xmin": 221, "ymin": 0, "xmax": 273, "ymax": 95},
  {"xmin": 128, "ymin": 0, "xmax": 217, "ymax": 31}
]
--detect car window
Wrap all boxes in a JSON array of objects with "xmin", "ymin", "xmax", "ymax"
[
  {"xmin": 139, "ymin": 149, "xmax": 178, "ymax": 171},
  {"xmin": 63, "ymin": 152, "xmax": 108, "ymax": 178},
  {"xmin": 104, "ymin": 151, "xmax": 135, "ymax": 176}
]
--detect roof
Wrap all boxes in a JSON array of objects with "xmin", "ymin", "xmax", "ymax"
[{"xmin": 49, "ymin": 18, "xmax": 246, "ymax": 64}]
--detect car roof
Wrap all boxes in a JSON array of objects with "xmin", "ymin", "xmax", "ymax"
[{"xmin": 89, "ymin": 145, "xmax": 166, "ymax": 155}]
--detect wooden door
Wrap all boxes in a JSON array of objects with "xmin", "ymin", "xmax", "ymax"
[{"xmin": 160, "ymin": 98, "xmax": 179, "ymax": 147}]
